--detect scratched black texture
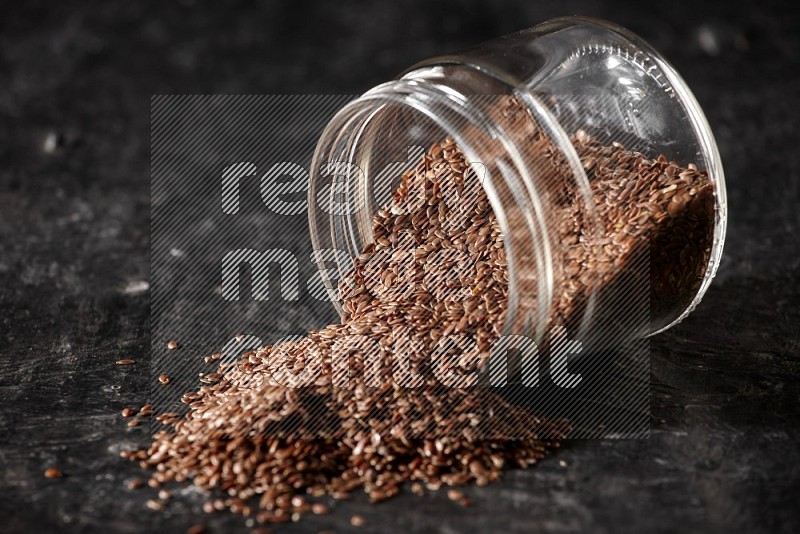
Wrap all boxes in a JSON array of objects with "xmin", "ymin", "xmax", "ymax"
[{"xmin": 0, "ymin": 1, "xmax": 798, "ymax": 532}]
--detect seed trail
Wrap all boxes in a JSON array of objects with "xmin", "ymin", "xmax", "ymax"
[{"xmin": 124, "ymin": 98, "xmax": 713, "ymax": 525}]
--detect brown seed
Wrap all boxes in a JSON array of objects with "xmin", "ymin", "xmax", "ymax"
[
  {"xmin": 275, "ymin": 494, "xmax": 291, "ymax": 509},
  {"xmin": 350, "ymin": 515, "xmax": 366, "ymax": 527},
  {"xmin": 43, "ymin": 468, "xmax": 62, "ymax": 479},
  {"xmin": 167, "ymin": 340, "xmax": 179, "ymax": 350},
  {"xmin": 468, "ymin": 460, "xmax": 488, "ymax": 477},
  {"xmin": 186, "ymin": 525, "xmax": 207, "ymax": 534},
  {"xmin": 121, "ymin": 407, "xmax": 134, "ymax": 417},
  {"xmin": 146, "ymin": 499, "xmax": 164, "ymax": 511},
  {"xmin": 158, "ymin": 489, "xmax": 172, "ymax": 500},
  {"xmin": 115, "ymin": 359, "xmax": 135, "ymax": 365},
  {"xmin": 447, "ymin": 489, "xmax": 464, "ymax": 501},
  {"xmin": 127, "ymin": 478, "xmax": 144, "ymax": 490},
  {"xmin": 158, "ymin": 374, "xmax": 170, "ymax": 385},
  {"xmin": 272, "ymin": 509, "xmax": 289, "ymax": 523},
  {"xmin": 127, "ymin": 418, "xmax": 140, "ymax": 427},
  {"xmin": 311, "ymin": 503, "xmax": 329, "ymax": 515}
]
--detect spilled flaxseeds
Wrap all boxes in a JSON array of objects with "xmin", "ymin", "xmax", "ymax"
[{"xmin": 122, "ymin": 108, "xmax": 714, "ymax": 525}]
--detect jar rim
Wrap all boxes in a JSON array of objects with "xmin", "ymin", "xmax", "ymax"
[{"xmin": 308, "ymin": 74, "xmax": 598, "ymax": 342}]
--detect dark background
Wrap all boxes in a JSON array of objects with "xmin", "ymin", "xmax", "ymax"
[{"xmin": 1, "ymin": 0, "xmax": 798, "ymax": 532}]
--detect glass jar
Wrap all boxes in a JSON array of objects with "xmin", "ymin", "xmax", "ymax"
[{"xmin": 309, "ymin": 16, "xmax": 727, "ymax": 348}]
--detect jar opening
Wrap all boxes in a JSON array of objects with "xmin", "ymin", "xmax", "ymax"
[{"xmin": 311, "ymin": 67, "xmax": 624, "ymax": 346}]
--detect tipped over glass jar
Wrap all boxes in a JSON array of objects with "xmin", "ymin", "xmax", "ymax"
[{"xmin": 309, "ymin": 17, "xmax": 727, "ymax": 350}]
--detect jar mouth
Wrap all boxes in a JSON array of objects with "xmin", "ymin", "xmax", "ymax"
[{"xmin": 309, "ymin": 75, "xmax": 595, "ymax": 343}]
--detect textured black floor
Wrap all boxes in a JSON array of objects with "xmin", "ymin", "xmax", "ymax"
[{"xmin": 1, "ymin": 1, "xmax": 799, "ymax": 533}]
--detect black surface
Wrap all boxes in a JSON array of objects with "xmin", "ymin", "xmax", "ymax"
[{"xmin": 1, "ymin": 1, "xmax": 799, "ymax": 533}]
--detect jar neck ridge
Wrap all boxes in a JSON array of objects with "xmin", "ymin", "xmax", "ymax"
[{"xmin": 310, "ymin": 67, "xmax": 599, "ymax": 343}]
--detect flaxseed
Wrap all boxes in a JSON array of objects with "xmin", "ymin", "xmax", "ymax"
[{"xmin": 43, "ymin": 467, "xmax": 62, "ymax": 479}]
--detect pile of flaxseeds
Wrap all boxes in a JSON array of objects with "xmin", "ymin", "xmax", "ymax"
[{"xmin": 123, "ymin": 101, "xmax": 714, "ymax": 527}]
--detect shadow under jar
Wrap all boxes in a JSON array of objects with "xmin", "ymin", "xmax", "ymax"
[{"xmin": 309, "ymin": 17, "xmax": 727, "ymax": 351}]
